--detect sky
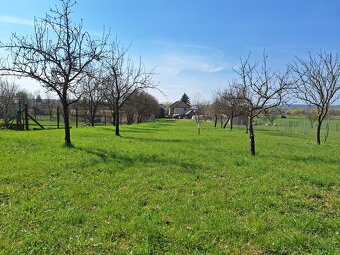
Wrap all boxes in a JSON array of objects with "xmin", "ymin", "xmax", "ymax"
[{"xmin": 0, "ymin": 0, "xmax": 340, "ymax": 103}]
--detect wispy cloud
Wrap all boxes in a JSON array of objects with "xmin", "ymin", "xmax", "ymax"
[
  {"xmin": 133, "ymin": 40, "xmax": 237, "ymax": 102},
  {"xmin": 145, "ymin": 40, "xmax": 233, "ymax": 75},
  {"xmin": 0, "ymin": 15, "xmax": 33, "ymax": 26}
]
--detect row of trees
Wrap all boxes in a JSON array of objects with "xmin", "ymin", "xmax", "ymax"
[
  {"xmin": 211, "ymin": 52, "xmax": 340, "ymax": 155},
  {"xmin": 0, "ymin": 0, "xmax": 157, "ymax": 146}
]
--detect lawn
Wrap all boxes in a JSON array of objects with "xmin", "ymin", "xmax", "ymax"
[{"xmin": 0, "ymin": 119, "xmax": 339, "ymax": 254}]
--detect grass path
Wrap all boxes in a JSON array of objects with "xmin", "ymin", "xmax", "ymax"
[{"xmin": 0, "ymin": 119, "xmax": 339, "ymax": 254}]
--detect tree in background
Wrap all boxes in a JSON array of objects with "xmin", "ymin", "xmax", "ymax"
[
  {"xmin": 306, "ymin": 107, "xmax": 318, "ymax": 128},
  {"xmin": 290, "ymin": 52, "xmax": 340, "ymax": 144},
  {"xmin": 0, "ymin": 78, "xmax": 17, "ymax": 125},
  {"xmin": 123, "ymin": 91, "xmax": 159, "ymax": 125},
  {"xmin": 214, "ymin": 86, "xmax": 245, "ymax": 130},
  {"xmin": 181, "ymin": 93, "xmax": 190, "ymax": 106},
  {"xmin": 0, "ymin": 0, "xmax": 108, "ymax": 146},
  {"xmin": 262, "ymin": 107, "xmax": 281, "ymax": 126},
  {"xmin": 232, "ymin": 53, "xmax": 291, "ymax": 155},
  {"xmin": 81, "ymin": 65, "xmax": 105, "ymax": 126}
]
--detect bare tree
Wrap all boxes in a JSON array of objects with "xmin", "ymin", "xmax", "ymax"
[
  {"xmin": 262, "ymin": 107, "xmax": 281, "ymax": 126},
  {"xmin": 290, "ymin": 52, "xmax": 340, "ymax": 144},
  {"xmin": 0, "ymin": 0, "xmax": 108, "ymax": 146},
  {"xmin": 102, "ymin": 41, "xmax": 156, "ymax": 136},
  {"xmin": 214, "ymin": 85, "xmax": 246, "ymax": 130},
  {"xmin": 232, "ymin": 53, "xmax": 290, "ymax": 155},
  {"xmin": 81, "ymin": 65, "xmax": 105, "ymax": 126},
  {"xmin": 306, "ymin": 106, "xmax": 318, "ymax": 128},
  {"xmin": 0, "ymin": 78, "xmax": 17, "ymax": 125}
]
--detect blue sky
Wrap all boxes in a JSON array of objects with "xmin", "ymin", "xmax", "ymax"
[{"xmin": 0, "ymin": 0, "xmax": 340, "ymax": 102}]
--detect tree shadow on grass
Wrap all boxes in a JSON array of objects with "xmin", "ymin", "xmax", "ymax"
[
  {"xmin": 122, "ymin": 135, "xmax": 187, "ymax": 144},
  {"xmin": 74, "ymin": 146, "xmax": 202, "ymax": 173}
]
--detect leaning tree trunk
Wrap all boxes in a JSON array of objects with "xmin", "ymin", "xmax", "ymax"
[
  {"xmin": 230, "ymin": 112, "xmax": 234, "ymax": 130},
  {"xmin": 62, "ymin": 102, "xmax": 72, "ymax": 147},
  {"xmin": 223, "ymin": 116, "xmax": 230, "ymax": 129},
  {"xmin": 248, "ymin": 115, "xmax": 255, "ymax": 155}
]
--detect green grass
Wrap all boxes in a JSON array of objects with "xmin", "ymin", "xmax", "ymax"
[{"xmin": 0, "ymin": 119, "xmax": 339, "ymax": 254}]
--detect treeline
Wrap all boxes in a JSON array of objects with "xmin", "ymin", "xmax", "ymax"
[{"xmin": 0, "ymin": 79, "xmax": 160, "ymax": 129}]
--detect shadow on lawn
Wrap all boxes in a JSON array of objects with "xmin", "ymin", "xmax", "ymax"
[
  {"xmin": 75, "ymin": 146, "xmax": 202, "ymax": 173},
  {"xmin": 122, "ymin": 135, "xmax": 187, "ymax": 144}
]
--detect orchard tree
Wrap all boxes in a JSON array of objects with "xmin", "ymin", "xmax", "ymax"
[
  {"xmin": 290, "ymin": 52, "xmax": 340, "ymax": 144},
  {"xmin": 102, "ymin": 40, "xmax": 156, "ymax": 136},
  {"xmin": 0, "ymin": 0, "xmax": 108, "ymax": 146},
  {"xmin": 232, "ymin": 53, "xmax": 291, "ymax": 155},
  {"xmin": 81, "ymin": 65, "xmax": 105, "ymax": 126},
  {"xmin": 215, "ymin": 85, "xmax": 244, "ymax": 130}
]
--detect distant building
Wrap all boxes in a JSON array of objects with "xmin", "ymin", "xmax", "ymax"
[{"xmin": 168, "ymin": 101, "xmax": 191, "ymax": 116}]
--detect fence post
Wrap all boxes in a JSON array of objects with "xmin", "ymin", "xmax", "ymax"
[
  {"xmin": 24, "ymin": 104, "xmax": 29, "ymax": 130},
  {"xmin": 57, "ymin": 106, "xmax": 60, "ymax": 129}
]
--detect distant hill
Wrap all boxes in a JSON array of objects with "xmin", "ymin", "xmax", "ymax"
[{"xmin": 283, "ymin": 104, "xmax": 340, "ymax": 109}]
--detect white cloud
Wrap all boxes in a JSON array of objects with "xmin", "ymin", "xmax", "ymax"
[
  {"xmin": 0, "ymin": 15, "xmax": 33, "ymax": 26},
  {"xmin": 136, "ymin": 40, "xmax": 236, "ymax": 102}
]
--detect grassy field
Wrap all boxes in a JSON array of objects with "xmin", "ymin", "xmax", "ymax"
[{"xmin": 0, "ymin": 119, "xmax": 339, "ymax": 254}]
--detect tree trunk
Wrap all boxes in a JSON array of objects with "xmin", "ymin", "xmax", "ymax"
[
  {"xmin": 230, "ymin": 114, "xmax": 233, "ymax": 130},
  {"xmin": 214, "ymin": 114, "xmax": 217, "ymax": 127},
  {"xmin": 316, "ymin": 119, "xmax": 322, "ymax": 145},
  {"xmin": 63, "ymin": 102, "xmax": 72, "ymax": 146},
  {"xmin": 90, "ymin": 111, "xmax": 95, "ymax": 126},
  {"xmin": 115, "ymin": 108, "xmax": 120, "ymax": 136},
  {"xmin": 248, "ymin": 116, "xmax": 255, "ymax": 155},
  {"xmin": 223, "ymin": 116, "xmax": 230, "ymax": 129}
]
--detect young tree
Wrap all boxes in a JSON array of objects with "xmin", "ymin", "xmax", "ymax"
[
  {"xmin": 102, "ymin": 41, "xmax": 156, "ymax": 136},
  {"xmin": 232, "ymin": 53, "xmax": 290, "ymax": 155},
  {"xmin": 290, "ymin": 52, "xmax": 340, "ymax": 144},
  {"xmin": 181, "ymin": 93, "xmax": 190, "ymax": 106},
  {"xmin": 0, "ymin": 0, "xmax": 107, "ymax": 146},
  {"xmin": 262, "ymin": 107, "xmax": 281, "ymax": 126}
]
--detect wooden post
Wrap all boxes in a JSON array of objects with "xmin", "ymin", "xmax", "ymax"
[
  {"xmin": 24, "ymin": 104, "xmax": 29, "ymax": 130},
  {"xmin": 75, "ymin": 108, "xmax": 78, "ymax": 128},
  {"xmin": 57, "ymin": 106, "xmax": 60, "ymax": 129}
]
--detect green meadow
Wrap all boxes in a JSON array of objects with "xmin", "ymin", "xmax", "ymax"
[{"xmin": 0, "ymin": 119, "xmax": 339, "ymax": 254}]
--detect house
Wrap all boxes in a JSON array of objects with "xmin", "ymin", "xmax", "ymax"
[{"xmin": 168, "ymin": 101, "xmax": 191, "ymax": 117}]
